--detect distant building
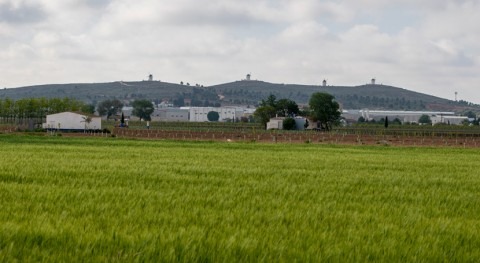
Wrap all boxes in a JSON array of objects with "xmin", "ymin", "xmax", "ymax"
[
  {"xmin": 371, "ymin": 78, "xmax": 376, "ymax": 85},
  {"xmin": 186, "ymin": 107, "xmax": 239, "ymax": 122},
  {"xmin": 323, "ymin": 79, "xmax": 327, "ymax": 87},
  {"xmin": 342, "ymin": 109, "xmax": 462, "ymax": 124},
  {"xmin": 158, "ymin": 101, "xmax": 174, "ymax": 108},
  {"xmin": 43, "ymin": 112, "xmax": 101, "ymax": 130},
  {"xmin": 267, "ymin": 117, "xmax": 307, "ymax": 130},
  {"xmin": 153, "ymin": 108, "xmax": 189, "ymax": 122},
  {"xmin": 267, "ymin": 117, "xmax": 284, "ymax": 130},
  {"xmin": 148, "ymin": 74, "xmax": 153, "ymax": 81},
  {"xmin": 246, "ymin": 74, "xmax": 251, "ymax": 81},
  {"xmin": 431, "ymin": 116, "xmax": 468, "ymax": 125}
]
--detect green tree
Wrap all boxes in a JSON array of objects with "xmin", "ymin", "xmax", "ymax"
[
  {"xmin": 255, "ymin": 94, "xmax": 301, "ymax": 128},
  {"xmin": 120, "ymin": 112, "xmax": 125, "ymax": 127},
  {"xmin": 97, "ymin": 99, "xmax": 124, "ymax": 119},
  {"xmin": 392, "ymin": 118, "xmax": 402, "ymax": 125},
  {"xmin": 418, "ymin": 114, "xmax": 432, "ymax": 124},
  {"xmin": 81, "ymin": 104, "xmax": 96, "ymax": 115},
  {"xmin": 260, "ymin": 94, "xmax": 277, "ymax": 108},
  {"xmin": 207, "ymin": 111, "xmax": 220, "ymax": 122},
  {"xmin": 276, "ymin": 98, "xmax": 299, "ymax": 117},
  {"xmin": 253, "ymin": 105, "xmax": 276, "ymax": 128},
  {"xmin": 283, "ymin": 117, "xmax": 296, "ymax": 130},
  {"xmin": 308, "ymin": 92, "xmax": 341, "ymax": 131},
  {"xmin": 132, "ymin": 99, "xmax": 154, "ymax": 121},
  {"xmin": 384, "ymin": 116, "xmax": 389, "ymax": 128},
  {"xmin": 464, "ymin": 111, "xmax": 476, "ymax": 119}
]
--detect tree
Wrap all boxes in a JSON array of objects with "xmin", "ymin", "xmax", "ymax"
[
  {"xmin": 283, "ymin": 117, "xmax": 296, "ymax": 130},
  {"xmin": 207, "ymin": 111, "xmax": 220, "ymax": 122},
  {"xmin": 276, "ymin": 98, "xmax": 299, "ymax": 117},
  {"xmin": 255, "ymin": 94, "xmax": 301, "ymax": 128},
  {"xmin": 308, "ymin": 92, "xmax": 341, "ymax": 131},
  {"xmin": 418, "ymin": 114, "xmax": 432, "ymax": 124},
  {"xmin": 97, "ymin": 99, "xmax": 123, "ymax": 119},
  {"xmin": 81, "ymin": 104, "xmax": 95, "ymax": 115},
  {"xmin": 260, "ymin": 94, "xmax": 277, "ymax": 108},
  {"xmin": 120, "ymin": 112, "xmax": 125, "ymax": 127},
  {"xmin": 392, "ymin": 118, "xmax": 402, "ymax": 125},
  {"xmin": 357, "ymin": 116, "xmax": 366, "ymax": 123},
  {"xmin": 384, "ymin": 116, "xmax": 389, "ymax": 128},
  {"xmin": 132, "ymin": 99, "xmax": 154, "ymax": 121},
  {"xmin": 465, "ymin": 111, "xmax": 477, "ymax": 119},
  {"xmin": 253, "ymin": 105, "xmax": 276, "ymax": 127},
  {"xmin": 81, "ymin": 116, "xmax": 92, "ymax": 133}
]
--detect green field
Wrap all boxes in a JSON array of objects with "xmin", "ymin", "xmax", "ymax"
[{"xmin": 1, "ymin": 135, "xmax": 480, "ymax": 262}]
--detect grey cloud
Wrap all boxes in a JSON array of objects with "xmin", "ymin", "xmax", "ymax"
[
  {"xmin": 82, "ymin": 0, "xmax": 112, "ymax": 9},
  {"xmin": 451, "ymin": 52, "xmax": 476, "ymax": 67},
  {"xmin": 0, "ymin": 2, "xmax": 46, "ymax": 24},
  {"xmin": 161, "ymin": 4, "xmax": 274, "ymax": 27}
]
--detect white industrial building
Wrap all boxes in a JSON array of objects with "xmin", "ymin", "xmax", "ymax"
[
  {"xmin": 431, "ymin": 116, "xmax": 468, "ymax": 125},
  {"xmin": 343, "ymin": 109, "xmax": 458, "ymax": 124},
  {"xmin": 122, "ymin": 106, "xmax": 255, "ymax": 123},
  {"xmin": 155, "ymin": 108, "xmax": 189, "ymax": 122},
  {"xmin": 43, "ymin": 112, "xmax": 101, "ymax": 130},
  {"xmin": 182, "ymin": 107, "xmax": 246, "ymax": 122}
]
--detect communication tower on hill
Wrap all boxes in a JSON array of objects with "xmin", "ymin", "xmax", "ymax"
[{"xmin": 455, "ymin": 91, "xmax": 458, "ymax": 101}]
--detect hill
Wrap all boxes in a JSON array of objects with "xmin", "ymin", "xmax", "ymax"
[{"xmin": 1, "ymin": 80, "xmax": 478, "ymax": 113}]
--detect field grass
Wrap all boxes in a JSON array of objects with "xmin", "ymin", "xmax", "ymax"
[{"xmin": 1, "ymin": 135, "xmax": 480, "ymax": 262}]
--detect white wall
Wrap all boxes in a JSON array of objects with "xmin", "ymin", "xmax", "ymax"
[
  {"xmin": 44, "ymin": 112, "xmax": 101, "ymax": 130},
  {"xmin": 189, "ymin": 107, "xmax": 237, "ymax": 122}
]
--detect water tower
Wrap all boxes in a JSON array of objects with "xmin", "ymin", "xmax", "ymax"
[
  {"xmin": 246, "ymin": 74, "xmax": 251, "ymax": 81},
  {"xmin": 148, "ymin": 74, "xmax": 153, "ymax": 81},
  {"xmin": 323, "ymin": 79, "xmax": 327, "ymax": 87},
  {"xmin": 371, "ymin": 78, "xmax": 376, "ymax": 85}
]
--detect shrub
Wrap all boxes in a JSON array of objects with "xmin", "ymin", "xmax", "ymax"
[{"xmin": 283, "ymin": 117, "xmax": 296, "ymax": 130}]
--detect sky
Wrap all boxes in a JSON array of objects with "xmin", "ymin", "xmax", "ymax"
[{"xmin": 1, "ymin": 0, "xmax": 479, "ymax": 103}]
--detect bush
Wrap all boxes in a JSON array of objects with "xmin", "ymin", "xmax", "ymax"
[
  {"xmin": 207, "ymin": 111, "xmax": 220, "ymax": 122},
  {"xmin": 283, "ymin": 117, "xmax": 296, "ymax": 130}
]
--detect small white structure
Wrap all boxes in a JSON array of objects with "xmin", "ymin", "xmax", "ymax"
[
  {"xmin": 43, "ymin": 112, "xmax": 101, "ymax": 130},
  {"xmin": 148, "ymin": 74, "xmax": 153, "ymax": 81},
  {"xmin": 371, "ymin": 78, "xmax": 376, "ymax": 85},
  {"xmin": 246, "ymin": 74, "xmax": 251, "ymax": 81},
  {"xmin": 267, "ymin": 117, "xmax": 285, "ymax": 130},
  {"xmin": 431, "ymin": 116, "xmax": 468, "ymax": 125},
  {"xmin": 323, "ymin": 79, "xmax": 327, "ymax": 87},
  {"xmin": 266, "ymin": 117, "xmax": 307, "ymax": 130}
]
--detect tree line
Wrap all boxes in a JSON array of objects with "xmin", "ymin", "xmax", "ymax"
[
  {"xmin": 0, "ymin": 98, "xmax": 94, "ymax": 124},
  {"xmin": 0, "ymin": 97, "xmax": 157, "ymax": 126}
]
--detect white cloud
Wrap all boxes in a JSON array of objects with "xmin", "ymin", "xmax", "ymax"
[{"xmin": 1, "ymin": 0, "xmax": 479, "ymax": 103}]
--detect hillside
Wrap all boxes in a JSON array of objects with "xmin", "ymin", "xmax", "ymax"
[{"xmin": 1, "ymin": 80, "xmax": 478, "ymax": 113}]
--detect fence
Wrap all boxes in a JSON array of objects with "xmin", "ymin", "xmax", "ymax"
[{"xmin": 112, "ymin": 128, "xmax": 480, "ymax": 147}]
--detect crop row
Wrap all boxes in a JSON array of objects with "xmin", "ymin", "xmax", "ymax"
[{"xmin": 109, "ymin": 128, "xmax": 480, "ymax": 147}]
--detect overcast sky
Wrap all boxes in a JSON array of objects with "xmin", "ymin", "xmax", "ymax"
[{"xmin": 1, "ymin": 0, "xmax": 479, "ymax": 102}]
